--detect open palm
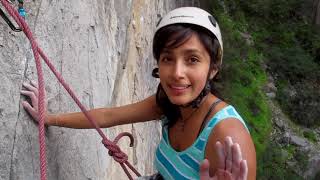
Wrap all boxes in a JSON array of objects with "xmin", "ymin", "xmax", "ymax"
[{"xmin": 199, "ymin": 136, "xmax": 248, "ymax": 180}]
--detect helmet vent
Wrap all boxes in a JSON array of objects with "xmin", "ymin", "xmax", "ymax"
[{"xmin": 208, "ymin": 16, "xmax": 216, "ymax": 27}]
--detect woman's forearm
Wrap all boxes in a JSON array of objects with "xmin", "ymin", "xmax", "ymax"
[
  {"xmin": 46, "ymin": 95, "xmax": 162, "ymax": 129},
  {"xmin": 46, "ymin": 108, "xmax": 108, "ymax": 129}
]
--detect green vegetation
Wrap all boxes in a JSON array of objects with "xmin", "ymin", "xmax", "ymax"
[
  {"xmin": 210, "ymin": 0, "xmax": 272, "ymax": 158},
  {"xmin": 303, "ymin": 130, "xmax": 318, "ymax": 143},
  {"xmin": 237, "ymin": 0, "xmax": 320, "ymax": 127},
  {"xmin": 212, "ymin": 10, "xmax": 273, "ymax": 179},
  {"xmin": 257, "ymin": 142, "xmax": 303, "ymax": 180},
  {"xmin": 211, "ymin": 0, "xmax": 320, "ymax": 127},
  {"xmin": 207, "ymin": 0, "xmax": 320, "ymax": 179}
]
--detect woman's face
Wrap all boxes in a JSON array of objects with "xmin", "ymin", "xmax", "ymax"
[{"xmin": 158, "ymin": 33, "xmax": 214, "ymax": 106}]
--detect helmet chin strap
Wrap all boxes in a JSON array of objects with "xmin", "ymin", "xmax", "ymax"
[
  {"xmin": 178, "ymin": 80, "xmax": 211, "ymax": 108},
  {"xmin": 178, "ymin": 67, "xmax": 218, "ymax": 108}
]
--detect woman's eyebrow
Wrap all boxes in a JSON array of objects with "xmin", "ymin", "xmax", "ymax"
[
  {"xmin": 183, "ymin": 49, "xmax": 203, "ymax": 55},
  {"xmin": 162, "ymin": 48, "xmax": 202, "ymax": 54},
  {"xmin": 161, "ymin": 49, "xmax": 172, "ymax": 54}
]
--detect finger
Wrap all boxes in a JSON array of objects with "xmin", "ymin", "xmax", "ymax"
[
  {"xmin": 199, "ymin": 159, "xmax": 211, "ymax": 180},
  {"xmin": 216, "ymin": 169, "xmax": 233, "ymax": 180},
  {"xmin": 239, "ymin": 160, "xmax": 248, "ymax": 180},
  {"xmin": 23, "ymin": 82, "xmax": 38, "ymax": 92},
  {"xmin": 215, "ymin": 141, "xmax": 225, "ymax": 170},
  {"xmin": 21, "ymin": 90, "xmax": 36, "ymax": 99},
  {"xmin": 231, "ymin": 143, "xmax": 242, "ymax": 176},
  {"xmin": 225, "ymin": 136, "xmax": 233, "ymax": 172},
  {"xmin": 30, "ymin": 80, "xmax": 38, "ymax": 88},
  {"xmin": 215, "ymin": 169, "xmax": 225, "ymax": 180},
  {"xmin": 31, "ymin": 80, "xmax": 46, "ymax": 98},
  {"xmin": 22, "ymin": 82, "xmax": 39, "ymax": 97},
  {"xmin": 20, "ymin": 90, "xmax": 38, "ymax": 108},
  {"xmin": 22, "ymin": 101, "xmax": 37, "ymax": 117}
]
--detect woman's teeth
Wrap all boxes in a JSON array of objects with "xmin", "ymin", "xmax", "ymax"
[{"xmin": 171, "ymin": 85, "xmax": 190, "ymax": 89}]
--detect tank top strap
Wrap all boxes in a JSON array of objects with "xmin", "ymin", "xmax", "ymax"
[
  {"xmin": 197, "ymin": 98, "xmax": 222, "ymax": 137},
  {"xmin": 194, "ymin": 105, "xmax": 249, "ymax": 152}
]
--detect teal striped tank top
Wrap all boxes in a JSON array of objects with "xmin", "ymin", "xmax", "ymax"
[{"xmin": 154, "ymin": 105, "xmax": 248, "ymax": 180}]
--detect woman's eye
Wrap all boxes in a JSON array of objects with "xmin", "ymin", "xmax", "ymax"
[
  {"xmin": 189, "ymin": 56, "xmax": 200, "ymax": 64},
  {"xmin": 161, "ymin": 57, "xmax": 171, "ymax": 62}
]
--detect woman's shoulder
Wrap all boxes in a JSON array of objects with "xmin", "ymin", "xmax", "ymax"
[
  {"xmin": 213, "ymin": 104, "xmax": 242, "ymax": 119},
  {"xmin": 207, "ymin": 104, "xmax": 249, "ymax": 132},
  {"xmin": 206, "ymin": 103, "xmax": 251, "ymax": 143}
]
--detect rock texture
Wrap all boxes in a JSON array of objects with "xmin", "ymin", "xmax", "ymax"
[
  {"xmin": 266, "ymin": 77, "xmax": 320, "ymax": 179},
  {"xmin": 0, "ymin": 0, "xmax": 183, "ymax": 179}
]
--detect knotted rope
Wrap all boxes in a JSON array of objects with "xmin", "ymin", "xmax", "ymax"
[{"xmin": 0, "ymin": 1, "xmax": 141, "ymax": 179}]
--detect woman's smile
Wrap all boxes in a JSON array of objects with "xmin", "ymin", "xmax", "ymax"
[
  {"xmin": 158, "ymin": 33, "xmax": 212, "ymax": 106},
  {"xmin": 168, "ymin": 84, "xmax": 191, "ymax": 95}
]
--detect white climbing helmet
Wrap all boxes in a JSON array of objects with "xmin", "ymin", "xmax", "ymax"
[{"xmin": 155, "ymin": 7, "xmax": 223, "ymax": 64}]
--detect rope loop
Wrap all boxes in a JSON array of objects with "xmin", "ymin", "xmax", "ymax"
[
  {"xmin": 102, "ymin": 139, "xmax": 127, "ymax": 163},
  {"xmin": 102, "ymin": 132, "xmax": 135, "ymax": 163}
]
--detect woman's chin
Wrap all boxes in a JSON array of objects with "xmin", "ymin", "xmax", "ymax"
[{"xmin": 168, "ymin": 97, "xmax": 191, "ymax": 106}]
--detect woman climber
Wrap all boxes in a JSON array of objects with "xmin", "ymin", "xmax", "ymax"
[{"xmin": 21, "ymin": 7, "xmax": 256, "ymax": 180}]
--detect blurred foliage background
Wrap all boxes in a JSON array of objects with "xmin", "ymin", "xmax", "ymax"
[{"xmin": 202, "ymin": 0, "xmax": 320, "ymax": 179}]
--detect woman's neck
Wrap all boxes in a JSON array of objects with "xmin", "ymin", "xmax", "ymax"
[{"xmin": 180, "ymin": 94, "xmax": 212, "ymax": 120}]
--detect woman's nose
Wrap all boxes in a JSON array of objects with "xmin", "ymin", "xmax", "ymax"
[{"xmin": 172, "ymin": 61, "xmax": 185, "ymax": 79}]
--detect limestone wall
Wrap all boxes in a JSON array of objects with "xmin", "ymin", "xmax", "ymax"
[{"xmin": 0, "ymin": 0, "xmax": 176, "ymax": 179}]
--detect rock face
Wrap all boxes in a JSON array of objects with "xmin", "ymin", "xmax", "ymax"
[
  {"xmin": 269, "ymin": 98, "xmax": 320, "ymax": 179},
  {"xmin": 0, "ymin": 0, "xmax": 200, "ymax": 179}
]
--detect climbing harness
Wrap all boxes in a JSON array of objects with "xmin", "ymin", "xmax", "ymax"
[{"xmin": 0, "ymin": 1, "xmax": 140, "ymax": 179}]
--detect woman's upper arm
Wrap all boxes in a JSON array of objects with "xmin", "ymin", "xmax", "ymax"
[
  {"xmin": 205, "ymin": 118, "xmax": 256, "ymax": 180},
  {"xmin": 101, "ymin": 94, "xmax": 163, "ymax": 127}
]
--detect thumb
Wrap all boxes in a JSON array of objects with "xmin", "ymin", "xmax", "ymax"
[{"xmin": 200, "ymin": 159, "xmax": 211, "ymax": 180}]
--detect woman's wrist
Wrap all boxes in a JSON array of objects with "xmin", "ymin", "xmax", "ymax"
[{"xmin": 46, "ymin": 114, "xmax": 59, "ymax": 126}]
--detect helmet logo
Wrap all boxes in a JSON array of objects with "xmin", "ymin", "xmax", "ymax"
[
  {"xmin": 208, "ymin": 16, "xmax": 216, "ymax": 27},
  {"xmin": 170, "ymin": 15, "xmax": 194, "ymax": 19}
]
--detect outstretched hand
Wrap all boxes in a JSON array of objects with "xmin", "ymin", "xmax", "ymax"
[
  {"xmin": 20, "ymin": 81, "xmax": 48, "ymax": 122},
  {"xmin": 199, "ymin": 136, "xmax": 248, "ymax": 180}
]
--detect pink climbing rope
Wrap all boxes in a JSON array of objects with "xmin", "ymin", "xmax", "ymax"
[{"xmin": 0, "ymin": 1, "xmax": 141, "ymax": 179}]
